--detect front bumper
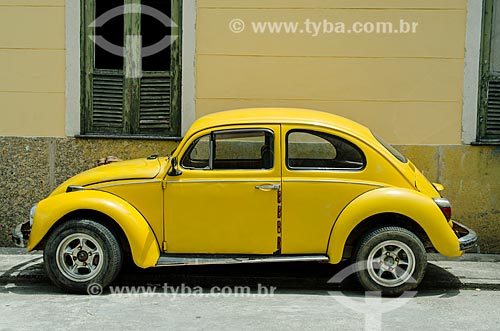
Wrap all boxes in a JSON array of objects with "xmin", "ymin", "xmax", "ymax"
[
  {"xmin": 12, "ymin": 221, "xmax": 31, "ymax": 248},
  {"xmin": 452, "ymin": 221, "xmax": 478, "ymax": 251}
]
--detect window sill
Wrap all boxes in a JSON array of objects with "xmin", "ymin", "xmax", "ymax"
[
  {"xmin": 75, "ymin": 134, "xmax": 183, "ymax": 141},
  {"xmin": 471, "ymin": 141, "xmax": 500, "ymax": 146}
]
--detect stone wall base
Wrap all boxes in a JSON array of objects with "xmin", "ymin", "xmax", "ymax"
[{"xmin": 1, "ymin": 137, "xmax": 498, "ymax": 253}]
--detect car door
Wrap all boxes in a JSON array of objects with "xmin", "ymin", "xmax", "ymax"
[
  {"xmin": 164, "ymin": 125, "xmax": 281, "ymax": 254},
  {"xmin": 281, "ymin": 124, "xmax": 380, "ymax": 254}
]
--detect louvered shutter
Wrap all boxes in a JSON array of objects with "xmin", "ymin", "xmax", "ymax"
[
  {"xmin": 87, "ymin": 72, "xmax": 178, "ymax": 137},
  {"xmin": 88, "ymin": 73, "xmax": 176, "ymax": 135},
  {"xmin": 138, "ymin": 74, "xmax": 171, "ymax": 133},
  {"xmin": 477, "ymin": 0, "xmax": 500, "ymax": 141},
  {"xmin": 90, "ymin": 72, "xmax": 124, "ymax": 134},
  {"xmin": 485, "ymin": 79, "xmax": 500, "ymax": 136}
]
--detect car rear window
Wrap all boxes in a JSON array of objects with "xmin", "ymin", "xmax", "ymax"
[
  {"xmin": 373, "ymin": 132, "xmax": 408, "ymax": 163},
  {"xmin": 286, "ymin": 130, "xmax": 365, "ymax": 170}
]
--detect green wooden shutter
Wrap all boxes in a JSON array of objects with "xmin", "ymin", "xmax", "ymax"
[
  {"xmin": 91, "ymin": 72, "xmax": 124, "ymax": 133},
  {"xmin": 139, "ymin": 74, "xmax": 171, "ymax": 132},
  {"xmin": 484, "ymin": 79, "xmax": 500, "ymax": 136},
  {"xmin": 478, "ymin": 0, "xmax": 500, "ymax": 142}
]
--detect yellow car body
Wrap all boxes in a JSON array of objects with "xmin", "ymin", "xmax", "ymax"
[{"xmin": 15, "ymin": 108, "xmax": 477, "ymax": 294}]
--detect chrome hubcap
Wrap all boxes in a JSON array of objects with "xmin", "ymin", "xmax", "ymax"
[
  {"xmin": 55, "ymin": 233, "xmax": 104, "ymax": 282},
  {"xmin": 367, "ymin": 240, "xmax": 415, "ymax": 287}
]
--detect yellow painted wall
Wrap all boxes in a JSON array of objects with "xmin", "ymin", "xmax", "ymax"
[
  {"xmin": 0, "ymin": 0, "xmax": 66, "ymax": 137},
  {"xmin": 196, "ymin": 0, "xmax": 467, "ymax": 144},
  {"xmin": 0, "ymin": 0, "xmax": 468, "ymax": 142}
]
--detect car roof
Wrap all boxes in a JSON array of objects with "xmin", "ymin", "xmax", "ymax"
[{"xmin": 187, "ymin": 108, "xmax": 373, "ymax": 139}]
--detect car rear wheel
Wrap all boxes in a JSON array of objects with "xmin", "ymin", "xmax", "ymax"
[
  {"xmin": 43, "ymin": 219, "xmax": 123, "ymax": 294},
  {"xmin": 353, "ymin": 226, "xmax": 427, "ymax": 296}
]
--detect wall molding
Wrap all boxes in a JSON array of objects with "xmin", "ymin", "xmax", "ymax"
[
  {"xmin": 65, "ymin": 0, "xmax": 81, "ymax": 136},
  {"xmin": 461, "ymin": 0, "xmax": 483, "ymax": 144},
  {"xmin": 181, "ymin": 0, "xmax": 197, "ymax": 136}
]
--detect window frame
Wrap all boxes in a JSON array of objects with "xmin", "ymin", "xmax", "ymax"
[
  {"xmin": 80, "ymin": 0, "xmax": 182, "ymax": 139},
  {"xmin": 477, "ymin": 0, "xmax": 500, "ymax": 143},
  {"xmin": 285, "ymin": 129, "xmax": 366, "ymax": 172},
  {"xmin": 372, "ymin": 132, "xmax": 408, "ymax": 163},
  {"xmin": 180, "ymin": 128, "xmax": 276, "ymax": 171},
  {"xmin": 180, "ymin": 134, "xmax": 211, "ymax": 170}
]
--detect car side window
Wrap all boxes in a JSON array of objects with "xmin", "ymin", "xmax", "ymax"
[
  {"xmin": 287, "ymin": 130, "xmax": 365, "ymax": 170},
  {"xmin": 181, "ymin": 135, "xmax": 210, "ymax": 169},
  {"xmin": 213, "ymin": 130, "xmax": 274, "ymax": 170},
  {"xmin": 181, "ymin": 129, "xmax": 274, "ymax": 170}
]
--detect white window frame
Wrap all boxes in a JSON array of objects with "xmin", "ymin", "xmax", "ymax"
[{"xmin": 461, "ymin": 0, "xmax": 483, "ymax": 144}]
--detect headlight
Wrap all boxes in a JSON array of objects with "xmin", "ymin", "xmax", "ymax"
[{"xmin": 29, "ymin": 203, "xmax": 38, "ymax": 227}]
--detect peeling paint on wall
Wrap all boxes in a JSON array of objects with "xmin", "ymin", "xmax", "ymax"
[{"xmin": 0, "ymin": 138, "xmax": 499, "ymax": 252}]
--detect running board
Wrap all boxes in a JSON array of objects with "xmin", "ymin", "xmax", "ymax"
[{"xmin": 156, "ymin": 255, "xmax": 329, "ymax": 267}]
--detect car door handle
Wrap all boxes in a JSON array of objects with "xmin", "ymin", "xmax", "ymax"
[{"xmin": 255, "ymin": 184, "xmax": 280, "ymax": 191}]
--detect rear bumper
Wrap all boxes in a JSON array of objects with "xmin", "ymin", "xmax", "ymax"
[
  {"xmin": 12, "ymin": 221, "xmax": 31, "ymax": 248},
  {"xmin": 452, "ymin": 221, "xmax": 478, "ymax": 251}
]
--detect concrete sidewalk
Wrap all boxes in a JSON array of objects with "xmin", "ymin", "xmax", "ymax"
[{"xmin": 1, "ymin": 247, "xmax": 500, "ymax": 291}]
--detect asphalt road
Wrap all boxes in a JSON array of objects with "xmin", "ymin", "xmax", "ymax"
[
  {"xmin": 1, "ymin": 284, "xmax": 499, "ymax": 331},
  {"xmin": 0, "ymin": 254, "xmax": 481, "ymax": 289},
  {"xmin": 1, "ymin": 260, "xmax": 500, "ymax": 331}
]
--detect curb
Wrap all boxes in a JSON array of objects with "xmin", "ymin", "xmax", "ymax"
[
  {"xmin": 0, "ymin": 250, "xmax": 46, "ymax": 284},
  {"xmin": 427, "ymin": 253, "xmax": 500, "ymax": 263}
]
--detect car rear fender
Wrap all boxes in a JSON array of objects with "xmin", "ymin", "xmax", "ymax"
[
  {"xmin": 326, "ymin": 187, "xmax": 461, "ymax": 264},
  {"xmin": 28, "ymin": 190, "xmax": 160, "ymax": 268}
]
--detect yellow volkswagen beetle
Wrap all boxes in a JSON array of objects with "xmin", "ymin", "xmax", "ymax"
[{"xmin": 13, "ymin": 108, "xmax": 477, "ymax": 295}]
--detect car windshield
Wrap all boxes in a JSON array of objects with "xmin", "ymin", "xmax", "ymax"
[{"xmin": 372, "ymin": 132, "xmax": 408, "ymax": 163}]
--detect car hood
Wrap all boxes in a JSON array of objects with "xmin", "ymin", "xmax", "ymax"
[{"xmin": 50, "ymin": 158, "xmax": 161, "ymax": 196}]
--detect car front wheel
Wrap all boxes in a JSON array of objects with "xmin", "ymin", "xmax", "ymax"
[
  {"xmin": 43, "ymin": 219, "xmax": 123, "ymax": 293},
  {"xmin": 354, "ymin": 226, "xmax": 427, "ymax": 296}
]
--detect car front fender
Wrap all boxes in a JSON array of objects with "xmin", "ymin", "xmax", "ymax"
[
  {"xmin": 28, "ymin": 190, "xmax": 160, "ymax": 268},
  {"xmin": 326, "ymin": 187, "xmax": 462, "ymax": 264}
]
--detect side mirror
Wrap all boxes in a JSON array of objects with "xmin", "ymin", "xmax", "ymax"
[{"xmin": 167, "ymin": 156, "xmax": 182, "ymax": 176}]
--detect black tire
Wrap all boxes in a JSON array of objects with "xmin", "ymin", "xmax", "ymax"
[
  {"xmin": 43, "ymin": 219, "xmax": 123, "ymax": 294},
  {"xmin": 353, "ymin": 226, "xmax": 427, "ymax": 296}
]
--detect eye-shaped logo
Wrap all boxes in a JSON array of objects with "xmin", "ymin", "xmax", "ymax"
[
  {"xmin": 327, "ymin": 261, "xmax": 417, "ymax": 331},
  {"xmin": 88, "ymin": 4, "xmax": 178, "ymax": 78}
]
